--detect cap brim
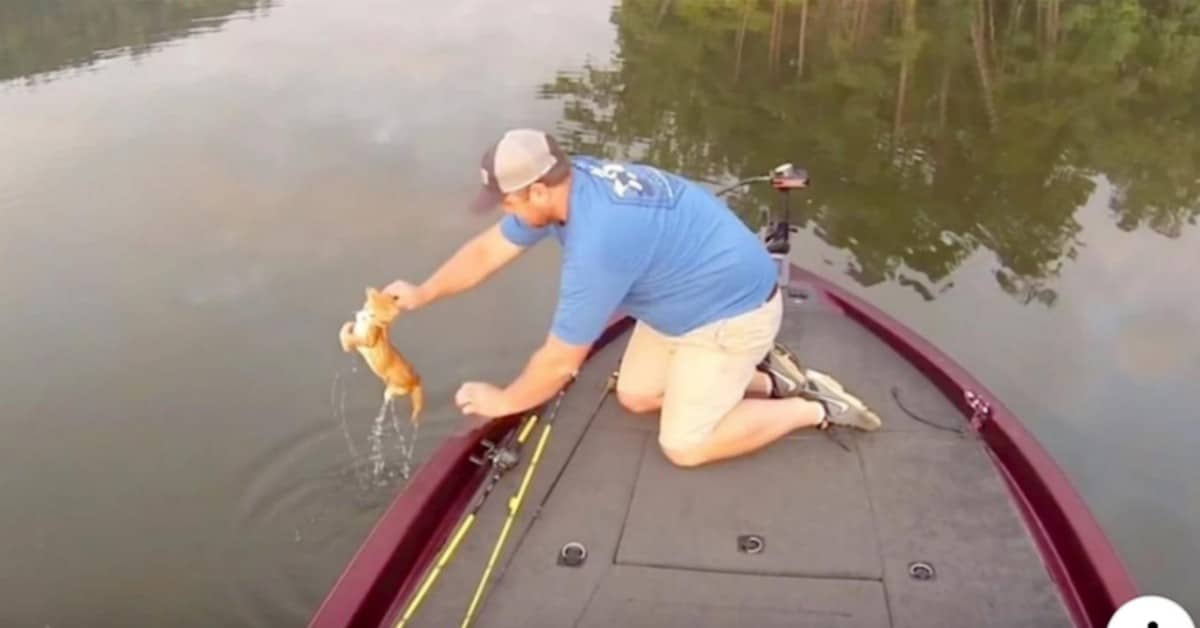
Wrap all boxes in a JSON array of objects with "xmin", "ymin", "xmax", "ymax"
[{"xmin": 470, "ymin": 186, "xmax": 504, "ymax": 214}]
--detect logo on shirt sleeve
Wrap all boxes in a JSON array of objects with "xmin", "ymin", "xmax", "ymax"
[
  {"xmin": 583, "ymin": 159, "xmax": 685, "ymax": 209},
  {"xmin": 591, "ymin": 163, "xmax": 644, "ymax": 197}
]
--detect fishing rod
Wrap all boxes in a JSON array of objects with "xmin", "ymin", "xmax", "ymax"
[
  {"xmin": 457, "ymin": 388, "xmax": 567, "ymax": 628},
  {"xmin": 459, "ymin": 371, "xmax": 616, "ymax": 628},
  {"xmin": 393, "ymin": 412, "xmax": 535, "ymax": 628},
  {"xmin": 394, "ymin": 371, "xmax": 616, "ymax": 628}
]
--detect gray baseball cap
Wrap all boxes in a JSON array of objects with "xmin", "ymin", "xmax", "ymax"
[{"xmin": 471, "ymin": 128, "xmax": 569, "ymax": 212}]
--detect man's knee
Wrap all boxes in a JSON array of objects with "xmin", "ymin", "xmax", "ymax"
[
  {"xmin": 656, "ymin": 399, "xmax": 726, "ymax": 468},
  {"xmin": 658, "ymin": 425, "xmax": 711, "ymax": 468},
  {"xmin": 659, "ymin": 441, "xmax": 707, "ymax": 468},
  {"xmin": 617, "ymin": 389, "xmax": 662, "ymax": 414}
]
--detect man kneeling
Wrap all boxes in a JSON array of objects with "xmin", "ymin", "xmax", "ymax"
[{"xmin": 382, "ymin": 128, "xmax": 881, "ymax": 467}]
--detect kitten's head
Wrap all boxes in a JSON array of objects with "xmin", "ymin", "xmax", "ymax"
[{"xmin": 359, "ymin": 287, "xmax": 401, "ymax": 326}]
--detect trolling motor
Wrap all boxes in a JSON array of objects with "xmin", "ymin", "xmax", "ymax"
[{"xmin": 715, "ymin": 163, "xmax": 809, "ymax": 293}]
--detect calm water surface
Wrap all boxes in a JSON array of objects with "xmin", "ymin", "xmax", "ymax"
[{"xmin": 2, "ymin": 0, "xmax": 1197, "ymax": 624}]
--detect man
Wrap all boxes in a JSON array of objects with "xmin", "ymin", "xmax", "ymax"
[{"xmin": 383, "ymin": 128, "xmax": 880, "ymax": 467}]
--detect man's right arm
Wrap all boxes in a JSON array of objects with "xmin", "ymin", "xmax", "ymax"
[{"xmin": 393, "ymin": 221, "xmax": 527, "ymax": 309}]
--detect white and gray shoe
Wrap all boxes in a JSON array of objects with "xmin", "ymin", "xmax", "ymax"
[
  {"xmin": 800, "ymin": 369, "xmax": 883, "ymax": 431},
  {"xmin": 758, "ymin": 343, "xmax": 882, "ymax": 432},
  {"xmin": 756, "ymin": 342, "xmax": 809, "ymax": 398}
]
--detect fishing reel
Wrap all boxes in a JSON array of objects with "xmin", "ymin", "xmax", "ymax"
[{"xmin": 470, "ymin": 437, "xmax": 520, "ymax": 472}]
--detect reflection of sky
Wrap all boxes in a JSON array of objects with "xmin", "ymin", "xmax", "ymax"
[
  {"xmin": 2, "ymin": 0, "xmax": 1198, "ymax": 616},
  {"xmin": 0, "ymin": 0, "xmax": 620, "ymax": 433},
  {"xmin": 0, "ymin": 1, "xmax": 619, "ymax": 625},
  {"xmin": 1, "ymin": 0, "xmax": 617, "ymax": 182},
  {"xmin": 1, "ymin": 0, "xmax": 618, "ymax": 323}
]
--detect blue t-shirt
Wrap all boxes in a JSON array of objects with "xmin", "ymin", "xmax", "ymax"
[{"xmin": 500, "ymin": 156, "xmax": 777, "ymax": 346}]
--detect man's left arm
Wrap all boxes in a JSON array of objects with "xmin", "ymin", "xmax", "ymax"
[
  {"xmin": 457, "ymin": 254, "xmax": 635, "ymax": 419},
  {"xmin": 497, "ymin": 331, "xmax": 592, "ymax": 415},
  {"xmin": 500, "ymin": 251, "xmax": 637, "ymax": 412}
]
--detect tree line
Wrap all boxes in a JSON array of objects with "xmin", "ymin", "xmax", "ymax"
[
  {"xmin": 539, "ymin": 0, "xmax": 1200, "ymax": 304},
  {"xmin": 1, "ymin": 0, "xmax": 271, "ymax": 86}
]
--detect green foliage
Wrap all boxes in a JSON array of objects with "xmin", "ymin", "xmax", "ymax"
[
  {"xmin": 539, "ymin": 0, "xmax": 1200, "ymax": 304},
  {"xmin": 0, "ymin": 0, "xmax": 270, "ymax": 85}
]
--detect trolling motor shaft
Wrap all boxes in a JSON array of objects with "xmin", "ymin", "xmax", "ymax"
[
  {"xmin": 711, "ymin": 162, "xmax": 809, "ymax": 293},
  {"xmin": 713, "ymin": 163, "xmax": 808, "ymax": 259},
  {"xmin": 760, "ymin": 163, "xmax": 809, "ymax": 290},
  {"xmin": 764, "ymin": 163, "xmax": 808, "ymax": 256}
]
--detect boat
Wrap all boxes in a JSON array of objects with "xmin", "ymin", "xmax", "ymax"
[{"xmin": 308, "ymin": 164, "xmax": 1138, "ymax": 628}]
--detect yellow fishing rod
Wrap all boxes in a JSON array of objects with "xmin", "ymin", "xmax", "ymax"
[
  {"xmin": 458, "ymin": 385, "xmax": 570, "ymax": 628},
  {"xmin": 395, "ymin": 371, "xmax": 614, "ymax": 628},
  {"xmin": 393, "ymin": 411, "xmax": 541, "ymax": 628},
  {"xmin": 460, "ymin": 372, "xmax": 615, "ymax": 628}
]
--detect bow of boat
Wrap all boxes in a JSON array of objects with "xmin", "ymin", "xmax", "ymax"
[{"xmin": 308, "ymin": 265, "xmax": 1136, "ymax": 628}]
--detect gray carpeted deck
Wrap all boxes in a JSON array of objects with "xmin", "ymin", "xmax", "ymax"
[{"xmin": 394, "ymin": 304, "xmax": 1073, "ymax": 628}]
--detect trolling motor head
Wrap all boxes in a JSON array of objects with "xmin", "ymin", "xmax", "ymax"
[
  {"xmin": 713, "ymin": 162, "xmax": 809, "ymax": 197},
  {"xmin": 770, "ymin": 163, "xmax": 809, "ymax": 190}
]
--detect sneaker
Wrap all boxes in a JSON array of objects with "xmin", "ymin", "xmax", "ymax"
[
  {"xmin": 756, "ymin": 342, "xmax": 808, "ymax": 398},
  {"xmin": 800, "ymin": 369, "xmax": 883, "ymax": 431}
]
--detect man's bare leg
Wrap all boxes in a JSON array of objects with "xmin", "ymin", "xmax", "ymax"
[
  {"xmin": 620, "ymin": 370, "xmax": 825, "ymax": 467},
  {"xmin": 663, "ymin": 397, "xmax": 825, "ymax": 467},
  {"xmin": 746, "ymin": 371, "xmax": 774, "ymax": 397},
  {"xmin": 618, "ymin": 371, "xmax": 774, "ymax": 414}
]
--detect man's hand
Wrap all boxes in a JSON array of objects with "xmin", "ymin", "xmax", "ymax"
[
  {"xmin": 453, "ymin": 334, "xmax": 590, "ymax": 422},
  {"xmin": 455, "ymin": 381, "xmax": 511, "ymax": 419},
  {"xmin": 380, "ymin": 222, "xmax": 528, "ymax": 315},
  {"xmin": 382, "ymin": 278, "xmax": 424, "ymax": 311}
]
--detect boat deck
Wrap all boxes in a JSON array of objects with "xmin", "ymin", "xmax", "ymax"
[{"xmin": 390, "ymin": 296, "xmax": 1073, "ymax": 627}]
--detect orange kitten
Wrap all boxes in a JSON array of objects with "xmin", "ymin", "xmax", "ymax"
[{"xmin": 339, "ymin": 287, "xmax": 424, "ymax": 424}]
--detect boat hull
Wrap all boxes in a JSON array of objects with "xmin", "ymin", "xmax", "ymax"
[{"xmin": 308, "ymin": 265, "xmax": 1136, "ymax": 628}]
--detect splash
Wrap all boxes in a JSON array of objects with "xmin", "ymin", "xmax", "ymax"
[
  {"xmin": 367, "ymin": 399, "xmax": 388, "ymax": 485},
  {"xmin": 332, "ymin": 368, "xmax": 421, "ymax": 491},
  {"xmin": 393, "ymin": 400, "xmax": 419, "ymax": 481},
  {"xmin": 331, "ymin": 371, "xmax": 360, "ymax": 460}
]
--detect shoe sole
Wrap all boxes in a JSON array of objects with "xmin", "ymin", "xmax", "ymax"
[{"xmin": 806, "ymin": 370, "xmax": 883, "ymax": 431}]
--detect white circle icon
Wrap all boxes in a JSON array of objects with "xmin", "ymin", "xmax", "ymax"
[{"xmin": 1108, "ymin": 595, "xmax": 1194, "ymax": 628}]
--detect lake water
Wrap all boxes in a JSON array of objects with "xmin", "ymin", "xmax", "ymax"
[{"xmin": 2, "ymin": 0, "xmax": 1196, "ymax": 624}]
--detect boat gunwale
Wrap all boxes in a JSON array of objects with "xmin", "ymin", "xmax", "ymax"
[
  {"xmin": 307, "ymin": 318, "xmax": 635, "ymax": 628},
  {"xmin": 789, "ymin": 265, "xmax": 1138, "ymax": 628},
  {"xmin": 308, "ymin": 266, "xmax": 1137, "ymax": 628}
]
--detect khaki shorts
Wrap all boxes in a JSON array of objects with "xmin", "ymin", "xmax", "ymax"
[{"xmin": 616, "ymin": 289, "xmax": 783, "ymax": 452}]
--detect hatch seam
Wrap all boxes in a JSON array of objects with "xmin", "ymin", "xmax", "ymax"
[
  {"xmin": 612, "ymin": 560, "xmax": 884, "ymax": 583},
  {"xmin": 491, "ymin": 373, "xmax": 614, "ymax": 586},
  {"xmin": 855, "ymin": 438, "xmax": 896, "ymax": 628},
  {"xmin": 612, "ymin": 431, "xmax": 650, "ymax": 565}
]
